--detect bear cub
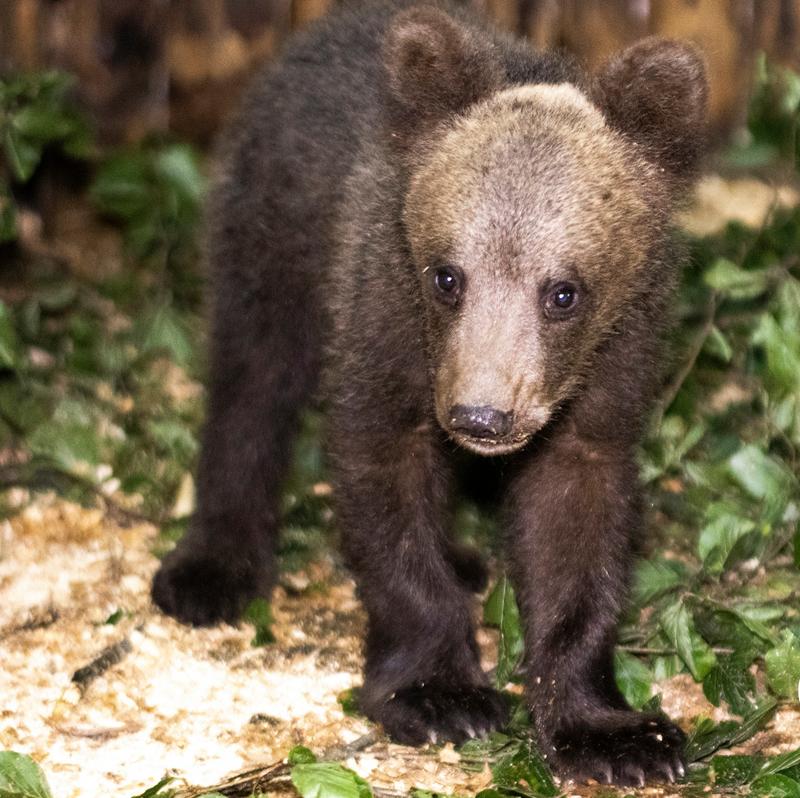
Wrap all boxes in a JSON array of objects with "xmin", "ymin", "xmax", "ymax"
[{"xmin": 152, "ymin": 0, "xmax": 707, "ymax": 787}]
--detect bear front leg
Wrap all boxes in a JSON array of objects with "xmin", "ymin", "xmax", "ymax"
[
  {"xmin": 506, "ymin": 430, "xmax": 685, "ymax": 786},
  {"xmin": 331, "ymin": 413, "xmax": 507, "ymax": 745}
]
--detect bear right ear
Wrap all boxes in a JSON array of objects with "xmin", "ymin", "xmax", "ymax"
[
  {"xmin": 593, "ymin": 37, "xmax": 708, "ymax": 187},
  {"xmin": 383, "ymin": 6, "xmax": 502, "ymax": 144}
]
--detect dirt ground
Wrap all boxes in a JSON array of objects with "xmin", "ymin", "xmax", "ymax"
[
  {"xmin": 2, "ymin": 175, "xmax": 800, "ymax": 798},
  {"xmin": 2, "ymin": 492, "xmax": 800, "ymax": 798}
]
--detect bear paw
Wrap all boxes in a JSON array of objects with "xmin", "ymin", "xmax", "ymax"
[
  {"xmin": 152, "ymin": 550, "xmax": 266, "ymax": 626},
  {"xmin": 548, "ymin": 712, "xmax": 686, "ymax": 787},
  {"xmin": 377, "ymin": 684, "xmax": 508, "ymax": 746}
]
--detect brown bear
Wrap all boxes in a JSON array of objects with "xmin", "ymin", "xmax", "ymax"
[{"xmin": 151, "ymin": 0, "xmax": 707, "ymax": 786}]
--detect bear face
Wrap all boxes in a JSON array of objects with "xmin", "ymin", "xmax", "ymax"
[
  {"xmin": 404, "ymin": 83, "xmax": 664, "ymax": 454},
  {"xmin": 384, "ymin": 8, "xmax": 707, "ymax": 455}
]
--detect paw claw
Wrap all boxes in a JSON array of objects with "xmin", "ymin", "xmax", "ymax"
[
  {"xmin": 376, "ymin": 684, "xmax": 508, "ymax": 746},
  {"xmin": 549, "ymin": 712, "xmax": 685, "ymax": 788}
]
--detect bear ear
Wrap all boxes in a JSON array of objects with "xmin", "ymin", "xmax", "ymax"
[
  {"xmin": 383, "ymin": 6, "xmax": 502, "ymax": 142},
  {"xmin": 593, "ymin": 37, "xmax": 708, "ymax": 185}
]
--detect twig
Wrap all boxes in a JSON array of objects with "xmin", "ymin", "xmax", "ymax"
[
  {"xmin": 619, "ymin": 645, "xmax": 734, "ymax": 656},
  {"xmin": 173, "ymin": 731, "xmax": 383, "ymax": 798},
  {"xmin": 71, "ymin": 636, "xmax": 133, "ymax": 693}
]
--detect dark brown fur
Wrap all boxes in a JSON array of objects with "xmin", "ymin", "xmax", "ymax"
[{"xmin": 152, "ymin": 1, "xmax": 707, "ymax": 786}]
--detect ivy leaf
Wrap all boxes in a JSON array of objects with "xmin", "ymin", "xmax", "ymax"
[
  {"xmin": 660, "ymin": 600, "xmax": 717, "ymax": 681},
  {"xmin": 291, "ymin": 763, "xmax": 372, "ymax": 798},
  {"xmin": 484, "ymin": 577, "xmax": 524, "ymax": 687},
  {"xmin": 0, "ymin": 751, "xmax": 53, "ymax": 798},
  {"xmin": 765, "ymin": 631, "xmax": 800, "ymax": 699},
  {"xmin": 614, "ymin": 650, "xmax": 652, "ymax": 710}
]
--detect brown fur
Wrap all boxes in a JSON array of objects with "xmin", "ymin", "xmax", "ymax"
[{"xmin": 152, "ymin": 2, "xmax": 707, "ymax": 786}]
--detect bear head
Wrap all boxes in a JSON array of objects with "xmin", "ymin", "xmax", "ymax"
[{"xmin": 383, "ymin": 6, "xmax": 708, "ymax": 455}]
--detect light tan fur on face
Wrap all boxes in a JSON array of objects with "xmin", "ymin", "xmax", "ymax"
[{"xmin": 404, "ymin": 82, "xmax": 671, "ymax": 452}]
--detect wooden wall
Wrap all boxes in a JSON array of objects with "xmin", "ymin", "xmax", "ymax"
[{"xmin": 1, "ymin": 0, "xmax": 799, "ymax": 144}]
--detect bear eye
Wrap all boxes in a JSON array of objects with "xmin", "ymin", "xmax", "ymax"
[
  {"xmin": 544, "ymin": 281, "xmax": 580, "ymax": 318},
  {"xmin": 432, "ymin": 265, "xmax": 463, "ymax": 305}
]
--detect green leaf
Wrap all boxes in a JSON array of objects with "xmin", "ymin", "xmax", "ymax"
[
  {"xmin": 730, "ymin": 444, "xmax": 797, "ymax": 499},
  {"xmin": 0, "ymin": 752, "xmax": 53, "ymax": 798},
  {"xmin": 288, "ymin": 746, "xmax": 317, "ymax": 765},
  {"xmin": 698, "ymin": 507, "xmax": 756, "ymax": 575},
  {"xmin": 631, "ymin": 559, "xmax": 687, "ymax": 607},
  {"xmin": 0, "ymin": 182, "xmax": 16, "ymax": 243},
  {"xmin": 704, "ymin": 258, "xmax": 769, "ymax": 299},
  {"xmin": 291, "ymin": 763, "xmax": 372, "ymax": 798},
  {"xmin": 29, "ymin": 419, "xmax": 101, "ymax": 476},
  {"xmin": 710, "ymin": 754, "xmax": 762, "ymax": 786},
  {"xmin": 760, "ymin": 748, "xmax": 800, "ymax": 778},
  {"xmin": 129, "ymin": 777, "xmax": 174, "ymax": 798},
  {"xmin": 703, "ymin": 324, "xmax": 733, "ymax": 363},
  {"xmin": 4, "ymin": 126, "xmax": 42, "ymax": 182},
  {"xmin": 104, "ymin": 609, "xmax": 124, "ymax": 626},
  {"xmin": 684, "ymin": 699, "xmax": 777, "ymax": 762},
  {"xmin": 660, "ymin": 600, "xmax": 717, "ymax": 681},
  {"xmin": 137, "ymin": 304, "xmax": 194, "ymax": 366},
  {"xmin": 751, "ymin": 774, "xmax": 800, "ymax": 797},
  {"xmin": 484, "ymin": 577, "xmax": 524, "ymax": 687},
  {"xmin": 11, "ymin": 104, "xmax": 76, "ymax": 145},
  {"xmin": 155, "ymin": 145, "xmax": 205, "ymax": 206},
  {"xmin": 243, "ymin": 598, "xmax": 275, "ymax": 647},
  {"xmin": 337, "ymin": 688, "xmax": 362, "ymax": 718},
  {"xmin": 765, "ymin": 630, "xmax": 800, "ymax": 699},
  {"xmin": 0, "ymin": 301, "xmax": 20, "ymax": 369},
  {"xmin": 614, "ymin": 650, "xmax": 652, "ymax": 710},
  {"xmin": 753, "ymin": 300, "xmax": 800, "ymax": 397},
  {"xmin": 702, "ymin": 657, "xmax": 756, "ymax": 716},
  {"xmin": 491, "ymin": 740, "xmax": 559, "ymax": 798}
]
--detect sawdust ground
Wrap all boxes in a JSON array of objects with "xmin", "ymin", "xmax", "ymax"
[{"xmin": 1, "ymin": 494, "xmax": 799, "ymax": 798}]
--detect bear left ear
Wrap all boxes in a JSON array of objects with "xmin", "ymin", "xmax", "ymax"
[
  {"xmin": 383, "ymin": 6, "xmax": 502, "ymax": 144},
  {"xmin": 593, "ymin": 37, "xmax": 708, "ymax": 186}
]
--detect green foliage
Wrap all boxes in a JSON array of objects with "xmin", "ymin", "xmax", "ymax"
[
  {"xmin": 483, "ymin": 577, "xmax": 524, "ymax": 687},
  {"xmin": 337, "ymin": 688, "xmax": 362, "ymax": 717},
  {"xmin": 288, "ymin": 746, "xmax": 318, "ymax": 766},
  {"xmin": 490, "ymin": 740, "xmax": 559, "ymax": 798},
  {"xmin": 0, "ymin": 752, "xmax": 53, "ymax": 798},
  {"xmin": 726, "ymin": 53, "xmax": 800, "ymax": 167},
  {"xmin": 0, "ymin": 71, "xmax": 93, "ymax": 242},
  {"xmin": 91, "ymin": 142, "xmax": 205, "ymax": 290},
  {"xmin": 290, "ymin": 763, "xmax": 373, "ymax": 798},
  {"xmin": 243, "ymin": 597, "xmax": 276, "ymax": 647},
  {"xmin": 129, "ymin": 777, "xmax": 175, "ymax": 798}
]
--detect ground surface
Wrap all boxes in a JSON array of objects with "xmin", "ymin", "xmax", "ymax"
[{"xmin": 2, "ymin": 490, "xmax": 800, "ymax": 798}]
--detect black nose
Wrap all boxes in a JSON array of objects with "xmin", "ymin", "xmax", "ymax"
[{"xmin": 449, "ymin": 405, "xmax": 513, "ymax": 439}]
